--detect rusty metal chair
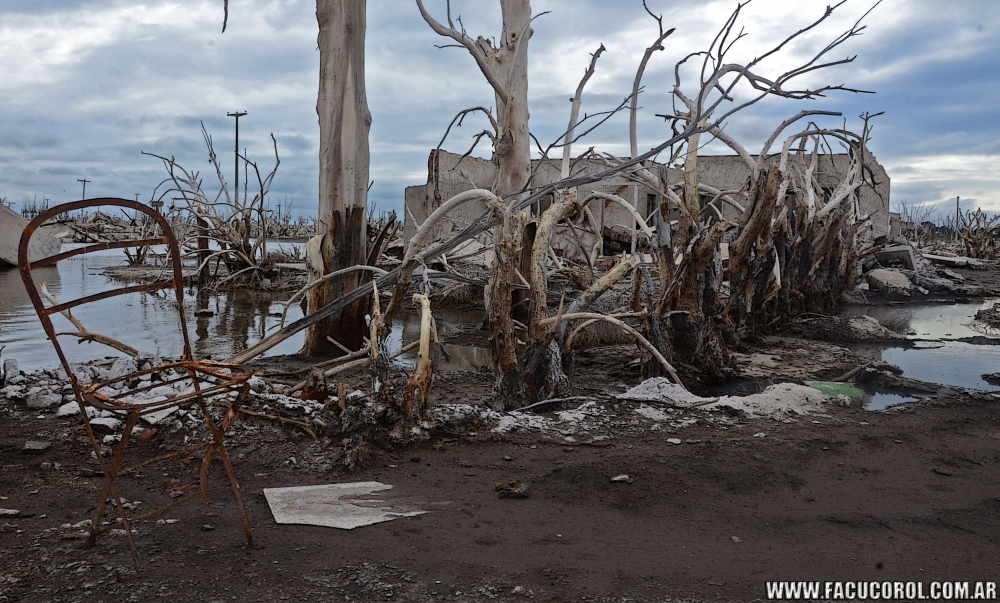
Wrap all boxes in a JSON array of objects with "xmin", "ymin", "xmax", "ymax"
[{"xmin": 18, "ymin": 198, "xmax": 256, "ymax": 578}]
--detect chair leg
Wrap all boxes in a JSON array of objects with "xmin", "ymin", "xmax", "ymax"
[
  {"xmin": 198, "ymin": 393, "xmax": 256, "ymax": 548},
  {"xmin": 85, "ymin": 411, "xmax": 144, "ymax": 578},
  {"xmin": 215, "ymin": 440, "xmax": 257, "ymax": 548},
  {"xmin": 199, "ymin": 443, "xmax": 215, "ymax": 505}
]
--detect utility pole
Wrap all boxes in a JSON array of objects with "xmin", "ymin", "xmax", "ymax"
[
  {"xmin": 77, "ymin": 178, "xmax": 91, "ymax": 200},
  {"xmin": 956, "ymin": 195, "xmax": 961, "ymax": 242},
  {"xmin": 227, "ymin": 111, "xmax": 247, "ymax": 201}
]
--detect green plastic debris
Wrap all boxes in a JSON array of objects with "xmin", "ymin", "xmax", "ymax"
[{"xmin": 805, "ymin": 381, "xmax": 865, "ymax": 403}]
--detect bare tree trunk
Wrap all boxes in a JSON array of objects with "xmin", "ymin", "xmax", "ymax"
[
  {"xmin": 493, "ymin": 0, "xmax": 532, "ymax": 200},
  {"xmin": 305, "ymin": 0, "xmax": 371, "ymax": 356}
]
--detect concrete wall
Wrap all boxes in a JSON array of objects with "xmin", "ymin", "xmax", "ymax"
[
  {"xmin": 404, "ymin": 148, "xmax": 891, "ymax": 257},
  {"xmin": 0, "ymin": 204, "xmax": 60, "ymax": 267}
]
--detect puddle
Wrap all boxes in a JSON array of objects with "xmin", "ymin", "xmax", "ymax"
[
  {"xmin": 386, "ymin": 308, "xmax": 493, "ymax": 372},
  {"xmin": 854, "ymin": 382, "xmax": 919, "ymax": 411},
  {"xmin": 0, "ymin": 243, "xmax": 305, "ymax": 369},
  {"xmin": 840, "ymin": 300, "xmax": 1000, "ymax": 341},
  {"xmin": 840, "ymin": 300, "xmax": 1000, "ymax": 393}
]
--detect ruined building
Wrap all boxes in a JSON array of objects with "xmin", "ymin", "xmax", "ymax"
[{"xmin": 404, "ymin": 149, "xmax": 890, "ymax": 261}]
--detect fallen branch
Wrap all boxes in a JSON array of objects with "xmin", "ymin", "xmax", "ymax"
[
  {"xmin": 279, "ymin": 265, "xmax": 389, "ymax": 329},
  {"xmin": 40, "ymin": 283, "xmax": 139, "ymax": 357}
]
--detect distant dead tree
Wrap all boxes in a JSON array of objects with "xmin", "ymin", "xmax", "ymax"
[
  {"xmin": 950, "ymin": 208, "xmax": 1000, "ymax": 259},
  {"xmin": 144, "ymin": 123, "xmax": 281, "ymax": 286}
]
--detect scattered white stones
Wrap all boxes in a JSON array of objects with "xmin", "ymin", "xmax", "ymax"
[{"xmin": 1, "ymin": 385, "xmax": 25, "ymax": 400}]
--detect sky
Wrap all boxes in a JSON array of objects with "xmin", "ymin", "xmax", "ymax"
[{"xmin": 0, "ymin": 0, "xmax": 997, "ymax": 222}]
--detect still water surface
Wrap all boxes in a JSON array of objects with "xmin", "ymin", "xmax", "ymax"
[{"xmin": 0, "ymin": 244, "xmax": 304, "ymax": 369}]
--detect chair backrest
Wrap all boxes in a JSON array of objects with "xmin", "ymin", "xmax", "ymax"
[{"xmin": 18, "ymin": 198, "xmax": 193, "ymax": 380}]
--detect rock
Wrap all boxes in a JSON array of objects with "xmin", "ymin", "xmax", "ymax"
[
  {"xmin": 666, "ymin": 438, "xmax": 683, "ymax": 445},
  {"xmin": 866, "ymin": 269, "xmax": 912, "ymax": 296},
  {"xmin": 23, "ymin": 440, "xmax": 52, "ymax": 453},
  {"xmin": 27, "ymin": 393, "xmax": 63, "ymax": 410},
  {"xmin": 108, "ymin": 357, "xmax": 139, "ymax": 380},
  {"xmin": 89, "ymin": 417, "xmax": 123, "ymax": 432},
  {"xmin": 56, "ymin": 402, "xmax": 80, "ymax": 416},
  {"xmin": 2, "ymin": 359, "xmax": 19, "ymax": 382},
  {"xmin": 70, "ymin": 365, "xmax": 96, "ymax": 385},
  {"xmin": 6, "ymin": 375, "xmax": 26, "ymax": 385},
  {"xmin": 248, "ymin": 375, "xmax": 270, "ymax": 394},
  {"xmin": 1, "ymin": 385, "xmax": 25, "ymax": 401},
  {"xmin": 495, "ymin": 480, "xmax": 530, "ymax": 498},
  {"xmin": 610, "ymin": 474, "xmax": 632, "ymax": 483}
]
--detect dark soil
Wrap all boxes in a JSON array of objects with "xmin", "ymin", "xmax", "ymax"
[{"xmin": 2, "ymin": 338, "xmax": 1000, "ymax": 602}]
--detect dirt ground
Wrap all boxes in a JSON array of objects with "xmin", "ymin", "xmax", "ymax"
[
  {"xmin": 3, "ymin": 329, "xmax": 1000, "ymax": 603},
  {"xmin": 4, "ymin": 262, "xmax": 1000, "ymax": 602}
]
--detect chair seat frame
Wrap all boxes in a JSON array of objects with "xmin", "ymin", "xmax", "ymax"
[{"xmin": 18, "ymin": 198, "xmax": 257, "ymax": 579}]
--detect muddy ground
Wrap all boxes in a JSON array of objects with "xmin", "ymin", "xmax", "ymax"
[
  {"xmin": 3, "ymin": 335, "xmax": 1000, "ymax": 603},
  {"xmin": 3, "ymin": 265, "xmax": 1000, "ymax": 602}
]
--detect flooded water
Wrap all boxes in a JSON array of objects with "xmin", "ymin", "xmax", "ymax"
[
  {"xmin": 0, "ymin": 244, "xmax": 305, "ymax": 370},
  {"xmin": 842, "ymin": 299, "xmax": 1000, "ymax": 393}
]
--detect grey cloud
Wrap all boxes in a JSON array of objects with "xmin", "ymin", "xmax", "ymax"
[
  {"xmin": 0, "ymin": 0, "xmax": 996, "ymax": 216},
  {"xmin": 0, "ymin": 132, "xmax": 61, "ymax": 150}
]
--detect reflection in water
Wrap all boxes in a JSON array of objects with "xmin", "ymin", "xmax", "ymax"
[
  {"xmin": 0, "ymin": 245, "xmax": 304, "ymax": 369},
  {"xmin": 841, "ymin": 300, "xmax": 1000, "ymax": 393},
  {"xmin": 840, "ymin": 299, "xmax": 1000, "ymax": 341}
]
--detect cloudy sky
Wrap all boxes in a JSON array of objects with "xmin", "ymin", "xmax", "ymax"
[{"xmin": 1, "ymin": 0, "xmax": 997, "ymax": 221}]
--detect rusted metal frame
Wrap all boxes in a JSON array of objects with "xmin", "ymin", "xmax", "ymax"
[
  {"xmin": 43, "ymin": 281, "xmax": 174, "ymax": 317},
  {"xmin": 80, "ymin": 360, "xmax": 247, "ymax": 407},
  {"xmin": 189, "ymin": 365, "xmax": 255, "ymax": 546},
  {"xmin": 86, "ymin": 409, "xmax": 141, "ymax": 568},
  {"xmin": 17, "ymin": 197, "xmax": 253, "ymax": 575},
  {"xmin": 118, "ymin": 440, "xmax": 213, "ymax": 477},
  {"xmin": 28, "ymin": 238, "xmax": 169, "ymax": 269}
]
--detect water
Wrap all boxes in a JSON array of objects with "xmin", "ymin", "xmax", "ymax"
[
  {"xmin": 840, "ymin": 299, "xmax": 1000, "ymax": 341},
  {"xmin": 842, "ymin": 299, "xmax": 1000, "ymax": 393},
  {"xmin": 0, "ymin": 243, "xmax": 305, "ymax": 370}
]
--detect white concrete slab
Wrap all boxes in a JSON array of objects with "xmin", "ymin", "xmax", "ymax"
[
  {"xmin": 262, "ymin": 482, "xmax": 425, "ymax": 530},
  {"xmin": 0, "ymin": 204, "xmax": 60, "ymax": 266}
]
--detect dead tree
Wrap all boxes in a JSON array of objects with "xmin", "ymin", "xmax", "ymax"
[
  {"xmin": 591, "ymin": 1, "xmax": 879, "ymax": 379},
  {"xmin": 416, "ymin": 0, "xmax": 536, "ymax": 409},
  {"xmin": 304, "ymin": 0, "xmax": 373, "ymax": 356}
]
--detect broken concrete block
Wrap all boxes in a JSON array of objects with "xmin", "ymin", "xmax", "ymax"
[
  {"xmin": 866, "ymin": 269, "xmax": 912, "ymax": 296},
  {"xmin": 27, "ymin": 393, "xmax": 63, "ymax": 410},
  {"xmin": 616, "ymin": 377, "xmax": 711, "ymax": 408},
  {"xmin": 141, "ymin": 404, "xmax": 176, "ymax": 425},
  {"xmin": 874, "ymin": 245, "xmax": 917, "ymax": 271},
  {"xmin": 262, "ymin": 483, "xmax": 426, "ymax": 529},
  {"xmin": 3, "ymin": 359, "xmax": 19, "ymax": 380}
]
